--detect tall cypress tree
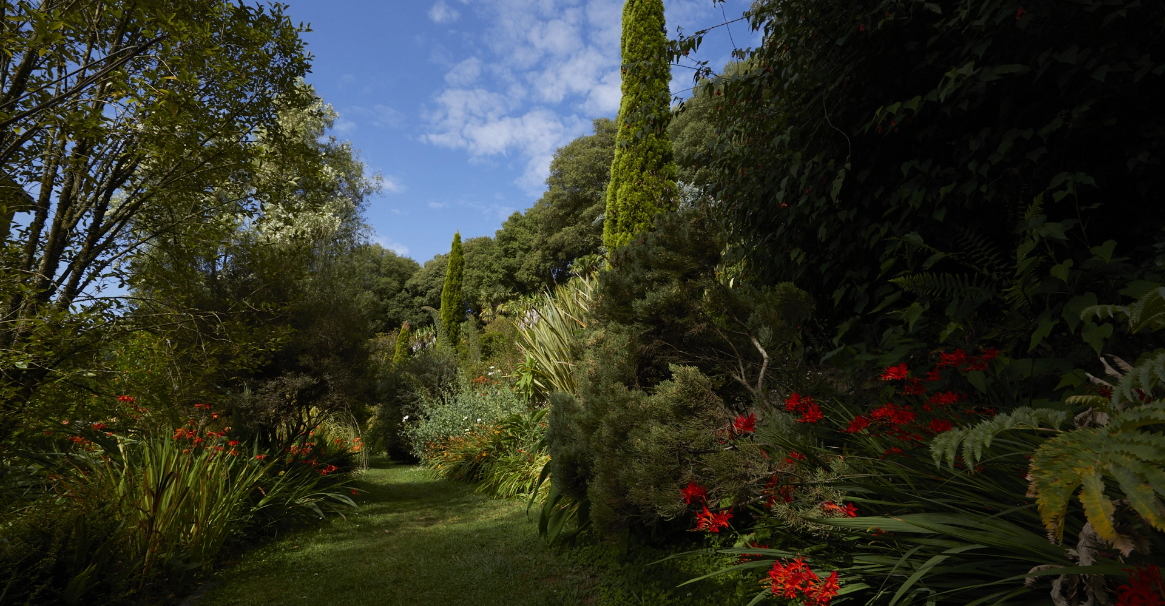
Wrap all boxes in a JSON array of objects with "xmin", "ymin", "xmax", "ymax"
[
  {"xmin": 603, "ymin": 0, "xmax": 677, "ymax": 251},
  {"xmin": 392, "ymin": 322, "xmax": 411, "ymax": 365},
  {"xmin": 440, "ymin": 232, "xmax": 464, "ymax": 344}
]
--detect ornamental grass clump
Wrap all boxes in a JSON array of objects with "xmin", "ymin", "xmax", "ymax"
[{"xmin": 0, "ymin": 415, "xmax": 360, "ymax": 603}]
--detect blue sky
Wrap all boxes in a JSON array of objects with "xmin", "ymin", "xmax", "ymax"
[{"xmin": 283, "ymin": 0, "xmax": 758, "ymax": 263}]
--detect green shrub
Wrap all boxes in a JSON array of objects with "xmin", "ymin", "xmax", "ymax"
[
  {"xmin": 0, "ymin": 497, "xmax": 126, "ymax": 606},
  {"xmin": 368, "ymin": 349, "xmax": 458, "ymax": 459},
  {"xmin": 402, "ymin": 373, "xmax": 526, "ymax": 460},
  {"xmin": 424, "ymin": 409, "xmax": 550, "ymax": 500}
]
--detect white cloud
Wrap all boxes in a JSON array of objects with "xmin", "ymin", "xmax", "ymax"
[
  {"xmin": 332, "ymin": 117, "xmax": 356, "ymax": 134},
  {"xmin": 429, "ymin": 1, "xmax": 460, "ymax": 24},
  {"xmin": 419, "ymin": 0, "xmax": 758, "ymax": 196},
  {"xmin": 374, "ymin": 234, "xmax": 410, "ymax": 256},
  {"xmin": 444, "ymin": 57, "xmax": 482, "ymax": 86},
  {"xmin": 348, "ymin": 104, "xmax": 404, "ymax": 129},
  {"xmin": 382, "ymin": 176, "xmax": 405, "ymax": 194},
  {"xmin": 428, "ymin": 201, "xmax": 448, "ymax": 209},
  {"xmin": 340, "ymin": 74, "xmax": 356, "ymax": 84}
]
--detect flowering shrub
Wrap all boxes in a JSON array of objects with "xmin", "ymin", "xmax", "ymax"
[{"xmin": 402, "ymin": 372, "xmax": 526, "ymax": 461}]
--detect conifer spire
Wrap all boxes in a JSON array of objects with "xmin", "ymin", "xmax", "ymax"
[{"xmin": 603, "ymin": 0, "xmax": 677, "ymax": 251}]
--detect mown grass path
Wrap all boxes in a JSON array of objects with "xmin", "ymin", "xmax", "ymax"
[{"xmin": 198, "ymin": 459, "xmax": 594, "ymax": 606}]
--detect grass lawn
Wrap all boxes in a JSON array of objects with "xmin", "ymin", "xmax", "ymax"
[{"xmin": 198, "ymin": 459, "xmax": 596, "ymax": 606}]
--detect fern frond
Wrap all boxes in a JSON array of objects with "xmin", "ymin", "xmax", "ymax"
[
  {"xmin": 1003, "ymin": 261, "xmax": 1042, "ymax": 311},
  {"xmin": 1081, "ymin": 286, "xmax": 1165, "ymax": 334},
  {"xmin": 1111, "ymin": 351, "xmax": 1165, "ymax": 408},
  {"xmin": 890, "ymin": 272, "xmax": 995, "ymax": 299},
  {"xmin": 1022, "ymin": 193, "xmax": 1044, "ymax": 223},
  {"xmin": 930, "ymin": 407, "xmax": 1068, "ymax": 469},
  {"xmin": 1065, "ymin": 395, "xmax": 1109, "ymax": 408},
  {"xmin": 953, "ymin": 228, "xmax": 1008, "ymax": 277},
  {"xmin": 1029, "ymin": 405, "xmax": 1165, "ymax": 551}
]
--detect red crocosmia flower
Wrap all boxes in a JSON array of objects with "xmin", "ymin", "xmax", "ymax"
[
  {"xmin": 980, "ymin": 347, "xmax": 1001, "ymax": 362},
  {"xmin": 91, "ymin": 422, "xmax": 107, "ymax": 431},
  {"xmin": 883, "ymin": 446, "xmax": 904, "ymax": 455},
  {"xmin": 769, "ymin": 558, "xmax": 839, "ymax": 605},
  {"xmin": 928, "ymin": 419, "xmax": 954, "ymax": 433},
  {"xmin": 798, "ymin": 403, "xmax": 823, "ymax": 423},
  {"xmin": 351, "ymin": 488, "xmax": 359, "ymax": 496},
  {"xmin": 1015, "ymin": 7, "xmax": 1027, "ymax": 19},
  {"xmin": 785, "ymin": 393, "xmax": 810, "ymax": 412},
  {"xmin": 937, "ymin": 349, "xmax": 969, "ymax": 369},
  {"xmin": 879, "ymin": 364, "xmax": 908, "ymax": 381},
  {"xmin": 842, "ymin": 415, "xmax": 870, "ymax": 434},
  {"xmin": 733, "ymin": 413, "xmax": 757, "ymax": 434},
  {"xmin": 964, "ymin": 359, "xmax": 988, "ymax": 371},
  {"xmin": 1117, "ymin": 565, "xmax": 1165, "ymax": 606},
  {"xmin": 694, "ymin": 506, "xmax": 733, "ymax": 532},
  {"xmin": 923, "ymin": 368, "xmax": 942, "ymax": 382},
  {"xmin": 902, "ymin": 378, "xmax": 926, "ymax": 395},
  {"xmin": 806, "ymin": 571, "xmax": 841, "ymax": 606},
  {"xmin": 870, "ymin": 403, "xmax": 916, "ymax": 426},
  {"xmin": 788, "ymin": 450, "xmax": 806, "ymax": 462},
  {"xmin": 822, "ymin": 501, "xmax": 858, "ymax": 518},
  {"xmin": 228, "ymin": 440, "xmax": 239, "ymax": 447},
  {"xmin": 681, "ymin": 481, "xmax": 708, "ymax": 504},
  {"xmin": 927, "ymin": 391, "xmax": 961, "ymax": 407},
  {"xmin": 255, "ymin": 454, "xmax": 267, "ymax": 460}
]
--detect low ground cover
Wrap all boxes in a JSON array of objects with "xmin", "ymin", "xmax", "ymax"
[{"xmin": 198, "ymin": 460, "xmax": 593, "ymax": 606}]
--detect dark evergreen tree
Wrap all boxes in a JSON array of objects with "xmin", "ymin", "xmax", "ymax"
[{"xmin": 440, "ymin": 232, "xmax": 464, "ymax": 344}]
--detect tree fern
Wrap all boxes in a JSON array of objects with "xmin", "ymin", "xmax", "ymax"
[{"xmin": 930, "ymin": 407, "xmax": 1069, "ymax": 470}]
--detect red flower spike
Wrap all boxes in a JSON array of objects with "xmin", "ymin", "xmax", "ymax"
[
  {"xmin": 842, "ymin": 415, "xmax": 870, "ymax": 434},
  {"xmin": 351, "ymin": 488, "xmax": 359, "ymax": 496},
  {"xmin": 928, "ymin": 418, "xmax": 954, "ymax": 433},
  {"xmin": 694, "ymin": 506, "xmax": 733, "ymax": 532},
  {"xmin": 1117, "ymin": 565, "xmax": 1165, "ymax": 606},
  {"xmin": 681, "ymin": 481, "xmax": 708, "ymax": 504},
  {"xmin": 902, "ymin": 378, "xmax": 926, "ymax": 395},
  {"xmin": 937, "ymin": 349, "xmax": 969, "ymax": 369},
  {"xmin": 733, "ymin": 413, "xmax": 756, "ymax": 434},
  {"xmin": 879, "ymin": 364, "xmax": 908, "ymax": 381},
  {"xmin": 798, "ymin": 402, "xmax": 824, "ymax": 423}
]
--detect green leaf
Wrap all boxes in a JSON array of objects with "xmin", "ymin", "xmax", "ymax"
[{"xmin": 1081, "ymin": 321, "xmax": 1113, "ymax": 355}]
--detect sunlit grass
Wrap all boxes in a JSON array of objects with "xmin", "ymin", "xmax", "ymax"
[{"xmin": 199, "ymin": 459, "xmax": 596, "ymax": 606}]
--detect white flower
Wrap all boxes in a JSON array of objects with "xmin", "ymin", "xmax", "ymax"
[
  {"xmin": 402, "ymin": 415, "xmax": 409, "ymax": 421},
  {"xmin": 477, "ymin": 418, "xmax": 481, "ymax": 423}
]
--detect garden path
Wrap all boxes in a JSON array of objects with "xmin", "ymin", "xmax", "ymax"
[{"xmin": 195, "ymin": 459, "xmax": 594, "ymax": 606}]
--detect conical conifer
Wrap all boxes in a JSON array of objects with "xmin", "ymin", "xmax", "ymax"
[
  {"xmin": 603, "ymin": 0, "xmax": 677, "ymax": 251},
  {"xmin": 440, "ymin": 233, "xmax": 464, "ymax": 344},
  {"xmin": 392, "ymin": 322, "xmax": 411, "ymax": 365}
]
